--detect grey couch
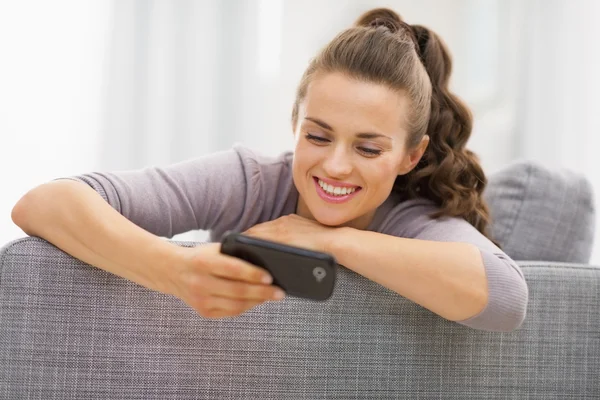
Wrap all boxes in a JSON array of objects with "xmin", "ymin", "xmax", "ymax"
[{"xmin": 1, "ymin": 161, "xmax": 598, "ymax": 399}]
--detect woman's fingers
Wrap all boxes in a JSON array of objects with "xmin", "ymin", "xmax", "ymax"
[
  {"xmin": 197, "ymin": 274, "xmax": 285, "ymax": 302},
  {"xmin": 191, "ymin": 295, "xmax": 265, "ymax": 317},
  {"xmin": 210, "ymin": 252, "xmax": 274, "ymax": 285},
  {"xmin": 173, "ymin": 243, "xmax": 285, "ymax": 319}
]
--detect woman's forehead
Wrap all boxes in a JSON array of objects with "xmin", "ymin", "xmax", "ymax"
[{"xmin": 301, "ymin": 72, "xmax": 410, "ymax": 138}]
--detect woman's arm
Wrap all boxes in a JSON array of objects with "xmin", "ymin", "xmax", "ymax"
[
  {"xmin": 328, "ymin": 228, "xmax": 488, "ymax": 321},
  {"xmin": 12, "ymin": 179, "xmax": 285, "ymax": 319},
  {"xmin": 11, "ymin": 179, "xmax": 187, "ymax": 294},
  {"xmin": 325, "ymin": 226, "xmax": 528, "ymax": 332},
  {"xmin": 244, "ymin": 200, "xmax": 528, "ymax": 332},
  {"xmin": 57, "ymin": 147, "xmax": 250, "ymax": 238}
]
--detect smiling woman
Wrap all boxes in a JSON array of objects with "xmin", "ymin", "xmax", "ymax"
[
  {"xmin": 12, "ymin": 7, "xmax": 527, "ymax": 332},
  {"xmin": 293, "ymin": 72, "xmax": 422, "ymax": 229}
]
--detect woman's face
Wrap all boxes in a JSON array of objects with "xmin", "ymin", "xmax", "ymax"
[{"xmin": 293, "ymin": 72, "xmax": 428, "ymax": 229}]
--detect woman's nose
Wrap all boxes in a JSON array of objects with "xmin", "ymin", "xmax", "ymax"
[{"xmin": 323, "ymin": 148, "xmax": 353, "ymax": 178}]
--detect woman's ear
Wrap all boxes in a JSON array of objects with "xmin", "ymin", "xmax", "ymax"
[{"xmin": 398, "ymin": 135, "xmax": 429, "ymax": 175}]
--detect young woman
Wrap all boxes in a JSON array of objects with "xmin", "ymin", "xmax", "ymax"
[{"xmin": 12, "ymin": 8, "xmax": 527, "ymax": 332}]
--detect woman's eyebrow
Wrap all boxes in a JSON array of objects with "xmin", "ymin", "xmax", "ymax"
[{"xmin": 304, "ymin": 116, "xmax": 392, "ymax": 140}]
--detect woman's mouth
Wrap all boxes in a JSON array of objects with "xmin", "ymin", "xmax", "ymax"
[{"xmin": 313, "ymin": 177, "xmax": 362, "ymax": 204}]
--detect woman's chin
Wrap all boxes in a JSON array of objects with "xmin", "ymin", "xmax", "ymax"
[{"xmin": 312, "ymin": 211, "xmax": 353, "ymax": 227}]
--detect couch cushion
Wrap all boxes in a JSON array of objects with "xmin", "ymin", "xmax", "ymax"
[{"xmin": 484, "ymin": 161, "xmax": 595, "ymax": 263}]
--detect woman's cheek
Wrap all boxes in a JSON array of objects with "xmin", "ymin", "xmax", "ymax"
[{"xmin": 364, "ymin": 161, "xmax": 397, "ymax": 186}]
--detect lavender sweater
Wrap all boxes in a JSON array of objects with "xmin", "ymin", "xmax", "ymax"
[{"xmin": 62, "ymin": 144, "xmax": 528, "ymax": 332}]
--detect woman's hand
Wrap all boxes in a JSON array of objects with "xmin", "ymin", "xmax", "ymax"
[
  {"xmin": 243, "ymin": 214, "xmax": 338, "ymax": 253},
  {"xmin": 168, "ymin": 243, "xmax": 286, "ymax": 319}
]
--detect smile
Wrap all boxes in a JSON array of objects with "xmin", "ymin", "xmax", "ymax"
[{"xmin": 313, "ymin": 177, "xmax": 362, "ymax": 204}]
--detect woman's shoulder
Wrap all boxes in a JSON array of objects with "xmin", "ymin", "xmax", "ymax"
[
  {"xmin": 232, "ymin": 143, "xmax": 294, "ymax": 171},
  {"xmin": 372, "ymin": 193, "xmax": 454, "ymax": 237},
  {"xmin": 378, "ymin": 193, "xmax": 439, "ymax": 218},
  {"xmin": 231, "ymin": 143, "xmax": 296, "ymax": 196},
  {"xmin": 227, "ymin": 143, "xmax": 298, "ymax": 220},
  {"xmin": 374, "ymin": 193, "xmax": 500, "ymax": 250}
]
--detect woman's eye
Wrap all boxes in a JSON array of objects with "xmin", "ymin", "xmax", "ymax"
[
  {"xmin": 305, "ymin": 134, "xmax": 330, "ymax": 143},
  {"xmin": 358, "ymin": 147, "xmax": 382, "ymax": 156},
  {"xmin": 305, "ymin": 134, "xmax": 381, "ymax": 156}
]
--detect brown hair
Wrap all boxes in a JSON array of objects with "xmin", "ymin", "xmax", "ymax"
[{"xmin": 291, "ymin": 7, "xmax": 498, "ymax": 246}]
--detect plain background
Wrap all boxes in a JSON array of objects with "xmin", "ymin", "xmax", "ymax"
[{"xmin": 2, "ymin": 0, "xmax": 599, "ymax": 262}]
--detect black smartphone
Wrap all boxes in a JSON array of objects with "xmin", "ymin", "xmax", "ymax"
[{"xmin": 220, "ymin": 231, "xmax": 337, "ymax": 301}]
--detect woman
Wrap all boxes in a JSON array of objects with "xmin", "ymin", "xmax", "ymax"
[{"xmin": 11, "ymin": 8, "xmax": 527, "ymax": 332}]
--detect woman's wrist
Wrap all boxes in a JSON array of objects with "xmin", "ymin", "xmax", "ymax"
[
  {"xmin": 324, "ymin": 226, "xmax": 352, "ymax": 258},
  {"xmin": 144, "ymin": 240, "xmax": 193, "ymax": 296}
]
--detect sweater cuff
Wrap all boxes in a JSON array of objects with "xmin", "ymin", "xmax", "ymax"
[{"xmin": 455, "ymin": 249, "xmax": 529, "ymax": 332}]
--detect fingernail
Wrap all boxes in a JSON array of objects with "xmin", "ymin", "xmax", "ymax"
[
  {"xmin": 272, "ymin": 289, "xmax": 285, "ymax": 300},
  {"xmin": 262, "ymin": 275, "xmax": 273, "ymax": 284}
]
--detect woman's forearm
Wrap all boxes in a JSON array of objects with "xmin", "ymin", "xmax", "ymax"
[
  {"xmin": 11, "ymin": 179, "xmax": 186, "ymax": 295},
  {"xmin": 327, "ymin": 227, "xmax": 488, "ymax": 322}
]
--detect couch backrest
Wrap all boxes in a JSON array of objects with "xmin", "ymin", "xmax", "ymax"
[
  {"xmin": 484, "ymin": 161, "xmax": 595, "ymax": 263},
  {"xmin": 1, "ymin": 237, "xmax": 598, "ymax": 399}
]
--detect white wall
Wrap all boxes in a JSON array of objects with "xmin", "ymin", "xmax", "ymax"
[
  {"xmin": 2, "ymin": 1, "xmax": 596, "ymax": 264},
  {"xmin": 0, "ymin": 0, "xmax": 112, "ymax": 247},
  {"xmin": 0, "ymin": 0, "xmax": 524, "ymax": 246}
]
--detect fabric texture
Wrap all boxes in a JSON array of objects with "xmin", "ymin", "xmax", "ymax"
[
  {"xmin": 1, "ymin": 237, "xmax": 599, "ymax": 399},
  {"xmin": 56, "ymin": 144, "xmax": 531, "ymax": 332},
  {"xmin": 484, "ymin": 160, "xmax": 596, "ymax": 263}
]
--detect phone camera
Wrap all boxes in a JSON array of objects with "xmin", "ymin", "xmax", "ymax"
[{"xmin": 313, "ymin": 267, "xmax": 327, "ymax": 282}]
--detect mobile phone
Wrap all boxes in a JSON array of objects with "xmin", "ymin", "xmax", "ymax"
[{"xmin": 220, "ymin": 231, "xmax": 337, "ymax": 301}]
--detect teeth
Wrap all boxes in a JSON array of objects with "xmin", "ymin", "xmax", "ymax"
[{"xmin": 318, "ymin": 179, "xmax": 357, "ymax": 196}]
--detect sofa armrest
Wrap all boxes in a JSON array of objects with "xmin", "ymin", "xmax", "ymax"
[{"xmin": 2, "ymin": 237, "xmax": 599, "ymax": 399}]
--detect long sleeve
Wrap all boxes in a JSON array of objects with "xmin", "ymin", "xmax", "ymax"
[
  {"xmin": 375, "ymin": 197, "xmax": 529, "ymax": 331},
  {"xmin": 55, "ymin": 145, "xmax": 295, "ymax": 240}
]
